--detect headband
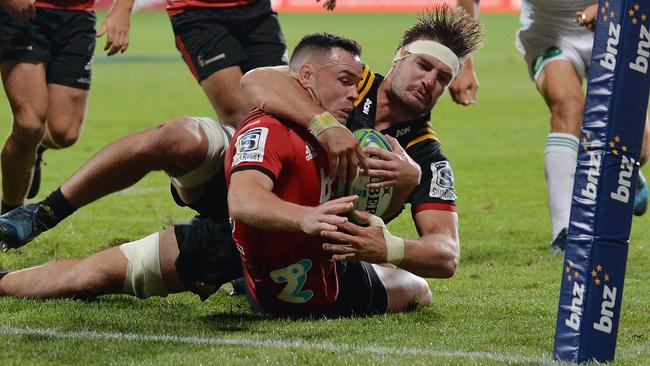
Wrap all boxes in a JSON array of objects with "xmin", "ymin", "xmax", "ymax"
[{"xmin": 393, "ymin": 40, "xmax": 461, "ymax": 79}]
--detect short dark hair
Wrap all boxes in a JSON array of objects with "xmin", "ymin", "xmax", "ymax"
[
  {"xmin": 290, "ymin": 32, "xmax": 361, "ymax": 69},
  {"xmin": 397, "ymin": 5, "xmax": 483, "ymax": 60}
]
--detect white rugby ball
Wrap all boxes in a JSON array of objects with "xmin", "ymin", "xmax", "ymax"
[{"xmin": 347, "ymin": 129, "xmax": 395, "ymax": 223}]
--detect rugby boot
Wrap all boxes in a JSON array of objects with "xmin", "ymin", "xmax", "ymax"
[
  {"xmin": 550, "ymin": 227, "xmax": 568, "ymax": 254},
  {"xmin": 230, "ymin": 277, "xmax": 246, "ymax": 296},
  {"xmin": 0, "ymin": 204, "xmax": 51, "ymax": 251},
  {"xmin": 634, "ymin": 171, "xmax": 648, "ymax": 216},
  {"xmin": 27, "ymin": 146, "xmax": 46, "ymax": 199}
]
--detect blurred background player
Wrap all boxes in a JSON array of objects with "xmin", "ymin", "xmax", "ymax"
[
  {"xmin": 100, "ymin": 0, "xmax": 334, "ymax": 127},
  {"xmin": 455, "ymin": 0, "xmax": 650, "ymax": 252},
  {"xmin": 0, "ymin": 0, "xmax": 137, "ymax": 214},
  {"xmin": 0, "ymin": 0, "xmax": 98, "ymax": 214}
]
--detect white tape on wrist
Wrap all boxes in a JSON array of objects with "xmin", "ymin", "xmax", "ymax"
[{"xmin": 366, "ymin": 214, "xmax": 405, "ymax": 265}]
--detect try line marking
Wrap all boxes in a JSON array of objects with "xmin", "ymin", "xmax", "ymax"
[{"xmin": 0, "ymin": 325, "xmax": 554, "ymax": 364}]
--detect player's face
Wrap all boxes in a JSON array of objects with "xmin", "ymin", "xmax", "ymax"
[
  {"xmin": 310, "ymin": 48, "xmax": 364, "ymax": 124},
  {"xmin": 390, "ymin": 53, "xmax": 454, "ymax": 114}
]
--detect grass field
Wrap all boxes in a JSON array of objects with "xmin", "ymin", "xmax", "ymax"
[{"xmin": 0, "ymin": 10, "xmax": 649, "ymax": 365}]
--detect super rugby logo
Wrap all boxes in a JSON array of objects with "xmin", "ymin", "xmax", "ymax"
[
  {"xmin": 610, "ymin": 156, "xmax": 634, "ymax": 203},
  {"xmin": 429, "ymin": 161, "xmax": 457, "ymax": 200},
  {"xmin": 232, "ymin": 128, "xmax": 268, "ymax": 166}
]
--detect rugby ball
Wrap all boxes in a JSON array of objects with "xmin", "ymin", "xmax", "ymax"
[{"xmin": 346, "ymin": 129, "xmax": 395, "ymax": 223}]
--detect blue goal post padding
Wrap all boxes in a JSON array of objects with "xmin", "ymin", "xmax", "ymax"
[{"xmin": 553, "ymin": 0, "xmax": 650, "ymax": 363}]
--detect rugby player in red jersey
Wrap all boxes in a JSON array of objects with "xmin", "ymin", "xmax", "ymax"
[{"xmin": 226, "ymin": 33, "xmax": 431, "ymax": 316}]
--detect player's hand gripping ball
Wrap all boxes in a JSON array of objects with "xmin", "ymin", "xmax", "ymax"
[{"xmin": 334, "ymin": 129, "xmax": 395, "ymax": 223}]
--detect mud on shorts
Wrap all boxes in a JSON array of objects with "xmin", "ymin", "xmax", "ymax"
[
  {"xmin": 515, "ymin": 22, "xmax": 593, "ymax": 81},
  {"xmin": 174, "ymin": 216, "xmax": 243, "ymax": 300},
  {"xmin": 169, "ymin": 0, "xmax": 288, "ymax": 81},
  {"xmin": 0, "ymin": 7, "xmax": 96, "ymax": 90}
]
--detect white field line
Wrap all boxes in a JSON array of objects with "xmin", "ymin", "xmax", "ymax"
[{"xmin": 0, "ymin": 325, "xmax": 556, "ymax": 364}]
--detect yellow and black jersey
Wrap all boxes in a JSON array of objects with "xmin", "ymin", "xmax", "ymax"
[{"xmin": 348, "ymin": 67, "xmax": 457, "ymax": 220}]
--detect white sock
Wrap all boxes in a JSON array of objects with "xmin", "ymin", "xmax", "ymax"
[{"xmin": 544, "ymin": 133, "xmax": 580, "ymax": 239}]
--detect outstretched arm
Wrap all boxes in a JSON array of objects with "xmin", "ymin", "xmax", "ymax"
[
  {"xmin": 449, "ymin": 0, "xmax": 480, "ymax": 106},
  {"xmin": 97, "ymin": 0, "xmax": 134, "ymax": 56},
  {"xmin": 241, "ymin": 67, "xmax": 367, "ymax": 181}
]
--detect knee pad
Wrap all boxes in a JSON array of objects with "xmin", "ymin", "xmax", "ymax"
[
  {"xmin": 170, "ymin": 117, "xmax": 234, "ymax": 188},
  {"xmin": 119, "ymin": 232, "xmax": 168, "ymax": 299}
]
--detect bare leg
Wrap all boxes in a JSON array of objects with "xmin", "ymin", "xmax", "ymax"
[
  {"xmin": 0, "ymin": 61, "xmax": 48, "ymax": 206},
  {"xmin": 0, "ymin": 228, "xmax": 186, "ymax": 298},
  {"xmin": 61, "ymin": 118, "xmax": 209, "ymax": 209},
  {"xmin": 372, "ymin": 264, "xmax": 432, "ymax": 313},
  {"xmin": 41, "ymin": 83, "xmax": 89, "ymax": 149},
  {"xmin": 536, "ymin": 60, "xmax": 584, "ymax": 240},
  {"xmin": 200, "ymin": 66, "xmax": 251, "ymax": 128}
]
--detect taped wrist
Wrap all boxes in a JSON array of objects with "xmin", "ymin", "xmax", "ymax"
[
  {"xmin": 308, "ymin": 112, "xmax": 345, "ymax": 137},
  {"xmin": 366, "ymin": 214, "xmax": 405, "ymax": 265}
]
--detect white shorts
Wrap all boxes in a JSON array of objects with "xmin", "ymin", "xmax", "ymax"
[{"xmin": 515, "ymin": 21, "xmax": 594, "ymax": 81}]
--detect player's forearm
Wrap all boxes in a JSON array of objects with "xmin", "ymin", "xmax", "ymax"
[
  {"xmin": 111, "ymin": 0, "xmax": 135, "ymax": 12},
  {"xmin": 241, "ymin": 67, "xmax": 325, "ymax": 127},
  {"xmin": 229, "ymin": 186, "xmax": 307, "ymax": 232},
  {"xmin": 399, "ymin": 234, "xmax": 459, "ymax": 278}
]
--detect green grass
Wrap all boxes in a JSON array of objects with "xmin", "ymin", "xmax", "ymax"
[{"xmin": 0, "ymin": 11, "xmax": 649, "ymax": 365}]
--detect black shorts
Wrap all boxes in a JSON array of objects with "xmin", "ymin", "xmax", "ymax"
[
  {"xmin": 169, "ymin": 0, "xmax": 288, "ymax": 81},
  {"xmin": 170, "ymin": 171, "xmax": 229, "ymax": 219},
  {"xmin": 174, "ymin": 216, "xmax": 242, "ymax": 301},
  {"xmin": 246, "ymin": 261, "xmax": 388, "ymax": 317},
  {"xmin": 0, "ymin": 8, "xmax": 96, "ymax": 90}
]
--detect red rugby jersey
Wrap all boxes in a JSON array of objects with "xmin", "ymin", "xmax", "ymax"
[
  {"xmin": 225, "ymin": 108, "xmax": 338, "ymax": 316},
  {"xmin": 166, "ymin": 0, "xmax": 255, "ymax": 16},
  {"xmin": 35, "ymin": 0, "xmax": 94, "ymax": 11}
]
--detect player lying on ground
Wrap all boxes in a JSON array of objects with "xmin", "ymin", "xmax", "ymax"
[
  {"xmin": 0, "ymin": 33, "xmax": 389, "ymax": 307},
  {"xmin": 239, "ymin": 5, "xmax": 483, "ymax": 279},
  {"xmin": 226, "ymin": 33, "xmax": 433, "ymax": 316},
  {"xmin": 455, "ymin": 0, "xmax": 650, "ymax": 253}
]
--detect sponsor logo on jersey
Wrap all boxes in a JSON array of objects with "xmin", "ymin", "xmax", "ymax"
[
  {"xmin": 233, "ymin": 127, "xmax": 268, "ymax": 166},
  {"xmin": 305, "ymin": 143, "xmax": 318, "ymax": 161},
  {"xmin": 395, "ymin": 126, "xmax": 411, "ymax": 138},
  {"xmin": 429, "ymin": 161, "xmax": 457, "ymax": 200},
  {"xmin": 362, "ymin": 98, "xmax": 373, "ymax": 115}
]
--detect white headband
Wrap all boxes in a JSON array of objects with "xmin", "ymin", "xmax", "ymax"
[{"xmin": 393, "ymin": 40, "xmax": 461, "ymax": 79}]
